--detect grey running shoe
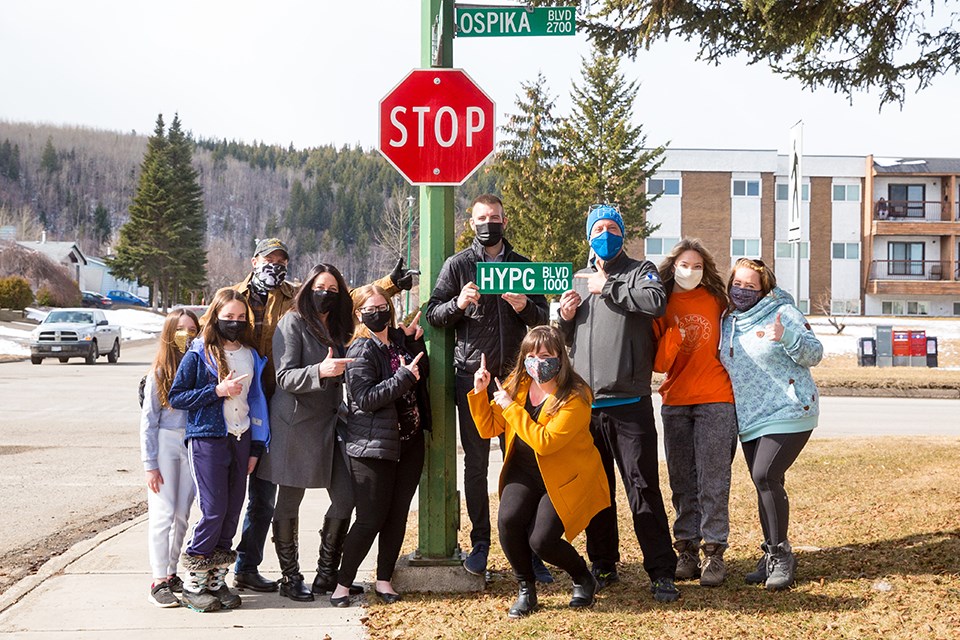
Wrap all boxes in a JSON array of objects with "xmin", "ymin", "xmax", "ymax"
[
  {"xmin": 148, "ymin": 581, "xmax": 180, "ymax": 608},
  {"xmin": 765, "ymin": 541, "xmax": 796, "ymax": 591},
  {"xmin": 167, "ymin": 574, "xmax": 183, "ymax": 593}
]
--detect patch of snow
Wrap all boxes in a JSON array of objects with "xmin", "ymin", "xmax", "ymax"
[
  {"xmin": 103, "ymin": 309, "xmax": 165, "ymax": 337},
  {"xmin": 0, "ymin": 339, "xmax": 28, "ymax": 356},
  {"xmin": 0, "ymin": 326, "xmax": 32, "ymax": 339}
]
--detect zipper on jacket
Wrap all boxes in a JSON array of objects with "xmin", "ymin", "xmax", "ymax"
[{"xmin": 728, "ymin": 316, "xmax": 736, "ymax": 358}]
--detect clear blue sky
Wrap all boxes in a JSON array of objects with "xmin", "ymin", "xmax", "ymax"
[{"xmin": 1, "ymin": 0, "xmax": 957, "ymax": 158}]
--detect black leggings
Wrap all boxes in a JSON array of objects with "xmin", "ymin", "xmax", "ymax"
[
  {"xmin": 740, "ymin": 431, "xmax": 812, "ymax": 547},
  {"xmin": 498, "ymin": 467, "xmax": 590, "ymax": 584},
  {"xmin": 273, "ymin": 439, "xmax": 355, "ymax": 521},
  {"xmin": 337, "ymin": 432, "xmax": 425, "ymax": 585}
]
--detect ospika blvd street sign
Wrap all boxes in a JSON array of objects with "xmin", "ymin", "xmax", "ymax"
[
  {"xmin": 456, "ymin": 6, "xmax": 577, "ymax": 37},
  {"xmin": 378, "ymin": 69, "xmax": 495, "ymax": 186}
]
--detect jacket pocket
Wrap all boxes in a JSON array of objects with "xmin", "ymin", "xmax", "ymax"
[{"xmin": 556, "ymin": 473, "xmax": 588, "ymax": 517}]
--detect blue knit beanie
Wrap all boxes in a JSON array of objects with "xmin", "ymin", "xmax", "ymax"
[{"xmin": 585, "ymin": 204, "xmax": 624, "ymax": 239}]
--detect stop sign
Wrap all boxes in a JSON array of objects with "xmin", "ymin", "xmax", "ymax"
[{"xmin": 378, "ymin": 69, "xmax": 495, "ymax": 186}]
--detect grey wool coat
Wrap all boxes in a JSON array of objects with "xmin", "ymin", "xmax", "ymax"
[{"xmin": 257, "ymin": 311, "xmax": 344, "ymax": 488}]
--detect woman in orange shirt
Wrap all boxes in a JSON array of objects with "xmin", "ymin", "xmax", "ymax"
[
  {"xmin": 469, "ymin": 325, "xmax": 609, "ymax": 618},
  {"xmin": 654, "ymin": 238, "xmax": 738, "ymax": 587}
]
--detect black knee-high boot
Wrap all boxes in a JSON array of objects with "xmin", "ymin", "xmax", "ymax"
[
  {"xmin": 312, "ymin": 517, "xmax": 363, "ymax": 595},
  {"xmin": 272, "ymin": 519, "xmax": 313, "ymax": 602}
]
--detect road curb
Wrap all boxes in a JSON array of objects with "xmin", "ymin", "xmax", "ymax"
[
  {"xmin": 0, "ymin": 512, "xmax": 148, "ymax": 615},
  {"xmin": 818, "ymin": 387, "xmax": 960, "ymax": 399}
]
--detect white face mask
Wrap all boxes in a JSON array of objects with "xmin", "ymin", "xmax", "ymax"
[{"xmin": 674, "ymin": 265, "xmax": 703, "ymax": 291}]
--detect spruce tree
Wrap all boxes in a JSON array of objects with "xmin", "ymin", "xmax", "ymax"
[
  {"xmin": 166, "ymin": 114, "xmax": 207, "ymax": 297},
  {"xmin": 40, "ymin": 136, "xmax": 60, "ymax": 173},
  {"xmin": 558, "ymin": 48, "xmax": 665, "ymax": 260},
  {"xmin": 93, "ymin": 203, "xmax": 111, "ymax": 248},
  {"xmin": 492, "ymin": 73, "xmax": 581, "ymax": 264}
]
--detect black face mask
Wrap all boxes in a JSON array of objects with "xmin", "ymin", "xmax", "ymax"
[
  {"xmin": 360, "ymin": 309, "xmax": 391, "ymax": 333},
  {"xmin": 313, "ymin": 289, "xmax": 338, "ymax": 314},
  {"xmin": 216, "ymin": 319, "xmax": 244, "ymax": 342},
  {"xmin": 474, "ymin": 222, "xmax": 504, "ymax": 247}
]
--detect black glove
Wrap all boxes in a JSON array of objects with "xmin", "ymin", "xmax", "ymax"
[{"xmin": 390, "ymin": 257, "xmax": 420, "ymax": 291}]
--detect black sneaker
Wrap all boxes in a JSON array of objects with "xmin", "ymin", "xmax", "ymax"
[
  {"xmin": 463, "ymin": 542, "xmax": 489, "ymax": 576},
  {"xmin": 167, "ymin": 575, "xmax": 184, "ymax": 593},
  {"xmin": 148, "ymin": 581, "xmax": 181, "ymax": 608},
  {"xmin": 650, "ymin": 577, "xmax": 680, "ymax": 603},
  {"xmin": 591, "ymin": 566, "xmax": 620, "ymax": 591}
]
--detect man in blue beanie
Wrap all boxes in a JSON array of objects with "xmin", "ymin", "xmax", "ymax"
[{"xmin": 557, "ymin": 204, "xmax": 679, "ymax": 602}]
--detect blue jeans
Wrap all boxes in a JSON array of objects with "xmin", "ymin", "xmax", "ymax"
[{"xmin": 234, "ymin": 462, "xmax": 277, "ymax": 573}]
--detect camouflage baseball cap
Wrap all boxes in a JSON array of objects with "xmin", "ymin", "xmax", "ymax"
[{"xmin": 253, "ymin": 237, "xmax": 289, "ymax": 259}]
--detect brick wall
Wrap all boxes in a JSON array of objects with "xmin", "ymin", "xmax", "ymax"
[{"xmin": 680, "ymin": 171, "xmax": 732, "ymax": 270}]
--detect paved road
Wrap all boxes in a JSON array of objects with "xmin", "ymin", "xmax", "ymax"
[{"xmin": 1, "ymin": 341, "xmax": 958, "ymax": 563}]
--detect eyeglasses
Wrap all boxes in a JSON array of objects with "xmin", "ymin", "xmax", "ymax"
[{"xmin": 359, "ymin": 304, "xmax": 390, "ymax": 314}]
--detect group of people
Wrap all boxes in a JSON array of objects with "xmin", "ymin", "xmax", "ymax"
[{"xmin": 139, "ymin": 193, "xmax": 823, "ymax": 618}]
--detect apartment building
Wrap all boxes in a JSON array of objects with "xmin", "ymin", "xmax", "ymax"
[{"xmin": 630, "ymin": 149, "xmax": 960, "ymax": 317}]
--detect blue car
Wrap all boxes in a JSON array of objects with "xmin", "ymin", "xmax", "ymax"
[{"xmin": 107, "ymin": 290, "xmax": 149, "ymax": 307}]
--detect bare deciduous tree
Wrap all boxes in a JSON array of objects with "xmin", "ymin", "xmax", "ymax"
[{"xmin": 814, "ymin": 289, "xmax": 846, "ymax": 334}]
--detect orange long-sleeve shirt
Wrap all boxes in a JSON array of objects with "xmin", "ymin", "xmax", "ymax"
[{"xmin": 653, "ymin": 286, "xmax": 734, "ymax": 406}]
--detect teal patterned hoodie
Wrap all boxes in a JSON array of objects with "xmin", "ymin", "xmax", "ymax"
[{"xmin": 719, "ymin": 287, "xmax": 823, "ymax": 442}]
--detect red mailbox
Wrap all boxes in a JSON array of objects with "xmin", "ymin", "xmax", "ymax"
[
  {"xmin": 909, "ymin": 330, "xmax": 926, "ymax": 356},
  {"xmin": 892, "ymin": 331, "xmax": 910, "ymax": 357}
]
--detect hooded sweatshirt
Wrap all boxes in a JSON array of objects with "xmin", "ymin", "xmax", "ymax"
[{"xmin": 719, "ymin": 287, "xmax": 822, "ymax": 442}]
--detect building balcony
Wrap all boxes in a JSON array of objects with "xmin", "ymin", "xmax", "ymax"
[
  {"xmin": 866, "ymin": 260, "xmax": 960, "ymax": 295},
  {"xmin": 871, "ymin": 200, "xmax": 960, "ymax": 235}
]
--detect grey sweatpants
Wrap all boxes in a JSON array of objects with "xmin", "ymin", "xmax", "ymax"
[{"xmin": 661, "ymin": 402, "xmax": 738, "ymax": 548}]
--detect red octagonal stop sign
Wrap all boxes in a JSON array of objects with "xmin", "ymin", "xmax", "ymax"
[{"xmin": 379, "ymin": 68, "xmax": 495, "ymax": 186}]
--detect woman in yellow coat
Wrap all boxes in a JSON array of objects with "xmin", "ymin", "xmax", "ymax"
[{"xmin": 468, "ymin": 325, "xmax": 610, "ymax": 618}]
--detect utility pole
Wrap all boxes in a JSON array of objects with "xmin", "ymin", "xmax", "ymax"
[{"xmin": 405, "ymin": 194, "xmax": 415, "ymax": 316}]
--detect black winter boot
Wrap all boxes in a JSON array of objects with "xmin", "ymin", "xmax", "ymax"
[
  {"xmin": 507, "ymin": 580, "xmax": 538, "ymax": 618},
  {"xmin": 312, "ymin": 517, "xmax": 362, "ymax": 595},
  {"xmin": 272, "ymin": 519, "xmax": 314, "ymax": 602},
  {"xmin": 745, "ymin": 542, "xmax": 770, "ymax": 585},
  {"xmin": 569, "ymin": 571, "xmax": 598, "ymax": 608}
]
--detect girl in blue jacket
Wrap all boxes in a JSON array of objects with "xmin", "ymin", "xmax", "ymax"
[
  {"xmin": 169, "ymin": 289, "xmax": 270, "ymax": 612},
  {"xmin": 719, "ymin": 258, "xmax": 822, "ymax": 592}
]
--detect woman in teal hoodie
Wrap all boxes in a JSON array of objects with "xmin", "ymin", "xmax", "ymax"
[{"xmin": 719, "ymin": 258, "xmax": 822, "ymax": 592}]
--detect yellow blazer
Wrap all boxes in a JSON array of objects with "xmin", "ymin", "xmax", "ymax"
[{"xmin": 467, "ymin": 379, "xmax": 610, "ymax": 542}]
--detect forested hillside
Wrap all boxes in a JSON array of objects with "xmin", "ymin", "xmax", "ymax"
[{"xmin": 0, "ymin": 120, "xmax": 496, "ymax": 290}]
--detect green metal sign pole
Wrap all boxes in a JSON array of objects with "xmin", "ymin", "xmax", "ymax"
[{"xmin": 416, "ymin": 0, "xmax": 459, "ymax": 563}]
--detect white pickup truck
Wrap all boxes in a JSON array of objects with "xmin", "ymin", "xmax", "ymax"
[{"xmin": 30, "ymin": 308, "xmax": 122, "ymax": 365}]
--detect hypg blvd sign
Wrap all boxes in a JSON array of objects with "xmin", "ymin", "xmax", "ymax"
[
  {"xmin": 477, "ymin": 262, "xmax": 573, "ymax": 295},
  {"xmin": 456, "ymin": 6, "xmax": 576, "ymax": 37}
]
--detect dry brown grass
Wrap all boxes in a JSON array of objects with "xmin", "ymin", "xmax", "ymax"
[{"xmin": 366, "ymin": 438, "xmax": 960, "ymax": 640}]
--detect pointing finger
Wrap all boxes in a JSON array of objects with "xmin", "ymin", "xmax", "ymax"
[
  {"xmin": 480, "ymin": 353, "xmax": 486, "ymax": 370},
  {"xmin": 411, "ymin": 351, "xmax": 424, "ymax": 366},
  {"xmin": 233, "ymin": 373, "xmax": 250, "ymax": 382},
  {"xmin": 494, "ymin": 377, "xmax": 503, "ymax": 391},
  {"xmin": 574, "ymin": 273, "xmax": 591, "ymax": 279},
  {"xmin": 327, "ymin": 346, "xmax": 334, "ymax": 359},
  {"xmin": 411, "ymin": 310, "xmax": 422, "ymax": 326},
  {"xmin": 394, "ymin": 257, "xmax": 404, "ymax": 271}
]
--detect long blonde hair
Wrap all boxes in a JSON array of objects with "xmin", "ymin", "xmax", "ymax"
[
  {"xmin": 349, "ymin": 284, "xmax": 395, "ymax": 343},
  {"xmin": 199, "ymin": 289, "xmax": 256, "ymax": 381},
  {"xmin": 658, "ymin": 238, "xmax": 728, "ymax": 306},
  {"xmin": 152, "ymin": 309, "xmax": 200, "ymax": 408},
  {"xmin": 501, "ymin": 326, "xmax": 592, "ymax": 419}
]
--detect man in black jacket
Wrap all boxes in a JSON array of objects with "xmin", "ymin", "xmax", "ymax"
[
  {"xmin": 557, "ymin": 204, "xmax": 679, "ymax": 602},
  {"xmin": 426, "ymin": 194, "xmax": 550, "ymax": 578}
]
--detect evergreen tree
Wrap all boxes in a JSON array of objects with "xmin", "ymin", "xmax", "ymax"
[
  {"xmin": 492, "ymin": 73, "xmax": 581, "ymax": 264},
  {"xmin": 558, "ymin": 48, "xmax": 664, "ymax": 263},
  {"xmin": 93, "ymin": 203, "xmax": 112, "ymax": 247},
  {"xmin": 166, "ymin": 114, "xmax": 207, "ymax": 296},
  {"xmin": 40, "ymin": 136, "xmax": 61, "ymax": 173},
  {"xmin": 110, "ymin": 114, "xmax": 182, "ymax": 308}
]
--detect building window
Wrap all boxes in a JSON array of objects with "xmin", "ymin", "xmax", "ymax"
[
  {"xmin": 882, "ymin": 300, "xmax": 930, "ymax": 316},
  {"xmin": 888, "ymin": 184, "xmax": 926, "ymax": 217},
  {"xmin": 831, "ymin": 299, "xmax": 860, "ymax": 315},
  {"xmin": 732, "ymin": 238, "xmax": 761, "ymax": 258},
  {"xmin": 733, "ymin": 179, "xmax": 760, "ymax": 197},
  {"xmin": 775, "ymin": 183, "xmax": 809, "ymax": 201},
  {"xmin": 832, "ymin": 242, "xmax": 860, "ymax": 260},
  {"xmin": 887, "ymin": 242, "xmax": 924, "ymax": 276},
  {"xmin": 647, "ymin": 178, "xmax": 680, "ymax": 196},
  {"xmin": 645, "ymin": 237, "xmax": 680, "ymax": 256},
  {"xmin": 954, "ymin": 302, "xmax": 960, "ymax": 316},
  {"xmin": 832, "ymin": 184, "xmax": 861, "ymax": 202},
  {"xmin": 798, "ymin": 300, "xmax": 809, "ymax": 314},
  {"xmin": 775, "ymin": 241, "xmax": 809, "ymax": 259}
]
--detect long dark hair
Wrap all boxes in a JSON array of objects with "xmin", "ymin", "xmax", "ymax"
[
  {"xmin": 153, "ymin": 309, "xmax": 200, "ymax": 408},
  {"xmin": 658, "ymin": 237, "xmax": 728, "ymax": 306},
  {"xmin": 200, "ymin": 289, "xmax": 256, "ymax": 380},
  {"xmin": 293, "ymin": 263, "xmax": 353, "ymax": 347},
  {"xmin": 502, "ymin": 325, "xmax": 592, "ymax": 419}
]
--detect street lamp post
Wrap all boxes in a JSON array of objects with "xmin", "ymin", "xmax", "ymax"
[{"xmin": 405, "ymin": 194, "xmax": 416, "ymax": 316}]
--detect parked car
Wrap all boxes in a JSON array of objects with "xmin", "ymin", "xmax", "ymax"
[
  {"xmin": 81, "ymin": 291, "xmax": 113, "ymax": 309},
  {"xmin": 107, "ymin": 290, "xmax": 149, "ymax": 307},
  {"xmin": 30, "ymin": 308, "xmax": 122, "ymax": 365}
]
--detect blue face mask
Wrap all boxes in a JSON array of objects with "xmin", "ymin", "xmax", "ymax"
[
  {"xmin": 730, "ymin": 286, "xmax": 762, "ymax": 311},
  {"xmin": 589, "ymin": 231, "xmax": 624, "ymax": 261}
]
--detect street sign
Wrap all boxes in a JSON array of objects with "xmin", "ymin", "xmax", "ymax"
[
  {"xmin": 379, "ymin": 68, "xmax": 495, "ymax": 186},
  {"xmin": 456, "ymin": 6, "xmax": 576, "ymax": 37},
  {"xmin": 476, "ymin": 262, "xmax": 573, "ymax": 295}
]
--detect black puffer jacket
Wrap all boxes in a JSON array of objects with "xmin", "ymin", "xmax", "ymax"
[
  {"xmin": 425, "ymin": 238, "xmax": 550, "ymax": 377},
  {"xmin": 342, "ymin": 328, "xmax": 431, "ymax": 462}
]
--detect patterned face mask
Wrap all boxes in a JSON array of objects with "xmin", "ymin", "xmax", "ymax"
[
  {"xmin": 253, "ymin": 262, "xmax": 287, "ymax": 290},
  {"xmin": 730, "ymin": 286, "xmax": 762, "ymax": 311},
  {"xmin": 524, "ymin": 355, "xmax": 561, "ymax": 385}
]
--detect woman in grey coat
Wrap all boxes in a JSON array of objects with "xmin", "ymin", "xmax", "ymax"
[{"xmin": 256, "ymin": 263, "xmax": 361, "ymax": 602}]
